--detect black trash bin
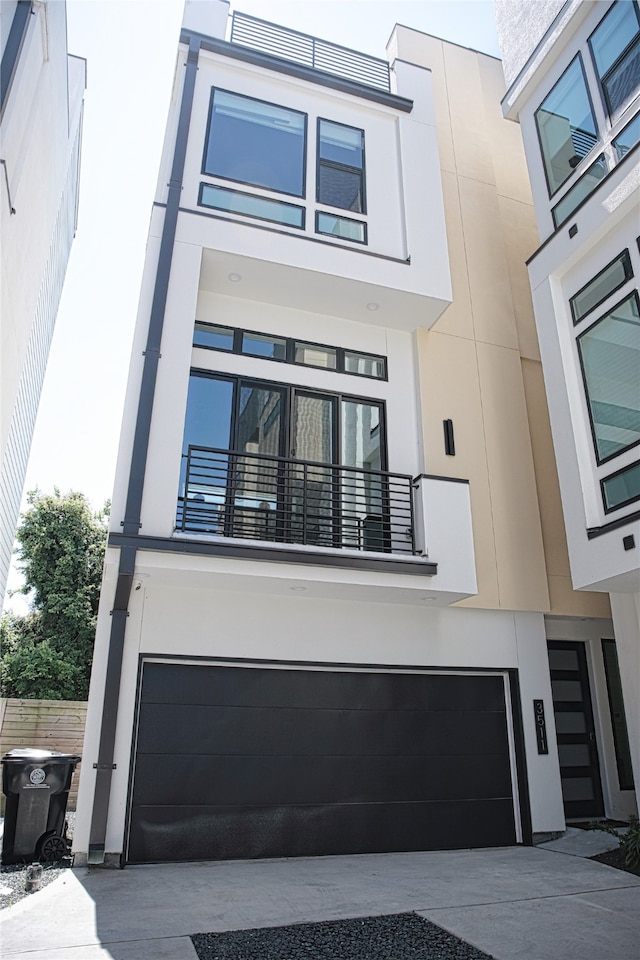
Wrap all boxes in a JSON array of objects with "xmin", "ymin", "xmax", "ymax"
[{"xmin": 1, "ymin": 748, "xmax": 81, "ymax": 864}]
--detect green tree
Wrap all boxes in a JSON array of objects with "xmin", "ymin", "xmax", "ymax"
[{"xmin": 1, "ymin": 490, "xmax": 109, "ymax": 700}]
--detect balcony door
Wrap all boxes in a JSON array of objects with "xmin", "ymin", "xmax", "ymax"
[{"xmin": 179, "ymin": 372, "xmax": 387, "ymax": 549}]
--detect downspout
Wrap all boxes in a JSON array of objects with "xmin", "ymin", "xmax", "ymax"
[{"xmin": 87, "ymin": 34, "xmax": 201, "ymax": 865}]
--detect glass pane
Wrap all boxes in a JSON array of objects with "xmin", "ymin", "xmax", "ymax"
[
  {"xmin": 180, "ymin": 374, "xmax": 234, "ymax": 532},
  {"xmin": 199, "ymin": 184, "xmax": 304, "ymax": 228},
  {"xmin": 291, "ymin": 394, "xmax": 335, "ymax": 547},
  {"xmin": 205, "ymin": 90, "xmax": 306, "ymax": 196},
  {"xmin": 318, "ymin": 166, "xmax": 364, "ymax": 212},
  {"xmin": 294, "ymin": 393, "xmax": 334, "ymax": 463},
  {"xmin": 182, "ymin": 374, "xmax": 233, "ymax": 454},
  {"xmin": 551, "ymin": 679, "xmax": 584, "ymax": 701},
  {"xmin": 558, "ymin": 744, "xmax": 592, "ymax": 767},
  {"xmin": 552, "ymin": 156, "xmax": 607, "ymax": 228},
  {"xmin": 341, "ymin": 401, "xmax": 385, "ymax": 552},
  {"xmin": 602, "ymin": 37, "xmax": 640, "ymax": 116},
  {"xmin": 561, "ymin": 777, "xmax": 595, "ymax": 801},
  {"xmin": 242, "ymin": 332, "xmax": 287, "ymax": 360},
  {"xmin": 316, "ymin": 212, "xmax": 366, "ymax": 242},
  {"xmin": 614, "ymin": 112, "xmax": 640, "ymax": 159},
  {"xmin": 319, "ymin": 120, "xmax": 363, "ymax": 167},
  {"xmin": 237, "ymin": 386, "xmax": 282, "ymax": 458},
  {"xmin": 602, "ymin": 639, "xmax": 636, "ymax": 790},
  {"xmin": 294, "ymin": 342, "xmax": 337, "ymax": 369},
  {"xmin": 554, "ymin": 712, "xmax": 587, "ymax": 734},
  {"xmin": 193, "ymin": 322, "xmax": 234, "ymax": 351},
  {"xmin": 602, "ymin": 461, "xmax": 640, "ymax": 511},
  {"xmin": 590, "ymin": 1, "xmax": 639, "ymax": 76},
  {"xmin": 535, "ymin": 57, "xmax": 598, "ymax": 195},
  {"xmin": 344, "ymin": 352, "xmax": 385, "ymax": 379},
  {"xmin": 341, "ymin": 401, "xmax": 382, "ymax": 470},
  {"xmin": 570, "ymin": 251, "xmax": 633, "ymax": 324},
  {"xmin": 548, "ymin": 648, "xmax": 580, "ymax": 671},
  {"xmin": 578, "ymin": 292, "xmax": 640, "ymax": 461},
  {"xmin": 233, "ymin": 387, "xmax": 283, "ymax": 539}
]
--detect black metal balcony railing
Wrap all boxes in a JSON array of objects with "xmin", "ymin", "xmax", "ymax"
[
  {"xmin": 230, "ymin": 12, "xmax": 391, "ymax": 92},
  {"xmin": 177, "ymin": 446, "xmax": 415, "ymax": 555}
]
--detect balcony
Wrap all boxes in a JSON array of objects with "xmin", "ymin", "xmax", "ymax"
[
  {"xmin": 230, "ymin": 12, "xmax": 391, "ymax": 91},
  {"xmin": 177, "ymin": 446, "xmax": 415, "ymax": 556}
]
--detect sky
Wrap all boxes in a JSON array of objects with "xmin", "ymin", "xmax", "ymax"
[{"xmin": 4, "ymin": 0, "xmax": 501, "ymax": 609}]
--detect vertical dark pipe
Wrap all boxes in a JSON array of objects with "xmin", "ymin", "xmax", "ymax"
[{"xmin": 87, "ymin": 34, "xmax": 202, "ymax": 864}]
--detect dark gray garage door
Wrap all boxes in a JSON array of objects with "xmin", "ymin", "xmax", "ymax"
[{"xmin": 127, "ymin": 661, "xmax": 517, "ymax": 863}]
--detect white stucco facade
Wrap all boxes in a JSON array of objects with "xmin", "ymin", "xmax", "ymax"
[
  {"xmin": 496, "ymin": 0, "xmax": 639, "ymax": 819},
  {"xmin": 76, "ymin": 1, "xmax": 615, "ymax": 866}
]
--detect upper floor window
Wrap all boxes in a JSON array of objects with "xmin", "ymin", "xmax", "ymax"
[
  {"xmin": 576, "ymin": 290, "xmax": 640, "ymax": 464},
  {"xmin": 317, "ymin": 119, "xmax": 366, "ymax": 213},
  {"xmin": 589, "ymin": 0, "xmax": 640, "ymax": 119},
  {"xmin": 535, "ymin": 56, "xmax": 598, "ymax": 196},
  {"xmin": 203, "ymin": 89, "xmax": 307, "ymax": 197}
]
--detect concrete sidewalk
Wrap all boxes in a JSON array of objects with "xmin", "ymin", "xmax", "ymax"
[{"xmin": 2, "ymin": 844, "xmax": 639, "ymax": 960}]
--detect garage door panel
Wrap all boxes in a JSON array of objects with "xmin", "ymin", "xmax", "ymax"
[
  {"xmin": 132, "ymin": 752, "xmax": 513, "ymax": 806},
  {"xmin": 128, "ymin": 797, "xmax": 516, "ymax": 863},
  {"xmin": 137, "ymin": 702, "xmax": 510, "ymax": 759},
  {"xmin": 129, "ymin": 663, "xmax": 518, "ymax": 862},
  {"xmin": 140, "ymin": 663, "xmax": 507, "ymax": 713}
]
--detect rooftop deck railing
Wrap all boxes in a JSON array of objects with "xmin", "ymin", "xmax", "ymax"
[
  {"xmin": 177, "ymin": 445, "xmax": 415, "ymax": 555},
  {"xmin": 230, "ymin": 11, "xmax": 391, "ymax": 92}
]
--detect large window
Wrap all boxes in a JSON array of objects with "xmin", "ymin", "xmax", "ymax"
[
  {"xmin": 589, "ymin": 0, "xmax": 640, "ymax": 119},
  {"xmin": 203, "ymin": 89, "xmax": 306, "ymax": 197},
  {"xmin": 317, "ymin": 118, "xmax": 366, "ymax": 213},
  {"xmin": 577, "ymin": 291, "xmax": 640, "ymax": 463},
  {"xmin": 178, "ymin": 373, "xmax": 396, "ymax": 551},
  {"xmin": 535, "ymin": 56, "xmax": 598, "ymax": 196}
]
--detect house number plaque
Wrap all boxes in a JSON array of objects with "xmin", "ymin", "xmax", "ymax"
[{"xmin": 533, "ymin": 699, "xmax": 549, "ymax": 754}]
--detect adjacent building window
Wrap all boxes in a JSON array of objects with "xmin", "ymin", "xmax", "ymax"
[
  {"xmin": 613, "ymin": 111, "xmax": 640, "ymax": 158},
  {"xmin": 589, "ymin": 0, "xmax": 640, "ymax": 119},
  {"xmin": 577, "ymin": 291, "xmax": 640, "ymax": 463},
  {"xmin": 203, "ymin": 89, "xmax": 307, "ymax": 197},
  {"xmin": 317, "ymin": 118, "xmax": 365, "ymax": 212},
  {"xmin": 551, "ymin": 155, "xmax": 607, "ymax": 227},
  {"xmin": 569, "ymin": 249, "xmax": 633, "ymax": 324},
  {"xmin": 192, "ymin": 321, "xmax": 387, "ymax": 380},
  {"xmin": 535, "ymin": 56, "xmax": 598, "ymax": 196},
  {"xmin": 601, "ymin": 460, "xmax": 640, "ymax": 512},
  {"xmin": 199, "ymin": 184, "xmax": 305, "ymax": 229}
]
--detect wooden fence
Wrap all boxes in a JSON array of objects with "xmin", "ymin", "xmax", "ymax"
[{"xmin": 0, "ymin": 698, "xmax": 87, "ymax": 810}]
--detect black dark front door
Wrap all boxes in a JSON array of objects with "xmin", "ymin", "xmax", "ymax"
[
  {"xmin": 127, "ymin": 661, "xmax": 518, "ymax": 863},
  {"xmin": 547, "ymin": 641, "xmax": 604, "ymax": 820}
]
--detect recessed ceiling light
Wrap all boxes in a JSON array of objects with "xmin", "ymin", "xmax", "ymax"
[
  {"xmin": 366, "ymin": 302, "xmax": 379, "ymax": 311},
  {"xmin": 228, "ymin": 272, "xmax": 241, "ymax": 282},
  {"xmin": 290, "ymin": 585, "xmax": 307, "ymax": 592},
  {"xmin": 421, "ymin": 595, "xmax": 437, "ymax": 601}
]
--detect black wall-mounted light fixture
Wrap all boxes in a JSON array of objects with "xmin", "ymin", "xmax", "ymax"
[{"xmin": 443, "ymin": 419, "xmax": 455, "ymax": 456}]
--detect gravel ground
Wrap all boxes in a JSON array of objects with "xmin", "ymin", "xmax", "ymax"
[
  {"xmin": 191, "ymin": 913, "xmax": 495, "ymax": 960},
  {"xmin": 0, "ymin": 812, "xmax": 75, "ymax": 911}
]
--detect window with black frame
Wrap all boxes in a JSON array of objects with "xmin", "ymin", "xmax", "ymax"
[
  {"xmin": 317, "ymin": 118, "xmax": 365, "ymax": 212},
  {"xmin": 202, "ymin": 89, "xmax": 307, "ymax": 197},
  {"xmin": 535, "ymin": 56, "xmax": 599, "ymax": 197},
  {"xmin": 589, "ymin": 0, "xmax": 640, "ymax": 119},
  {"xmin": 576, "ymin": 290, "xmax": 640, "ymax": 464},
  {"xmin": 176, "ymin": 372, "xmax": 409, "ymax": 553}
]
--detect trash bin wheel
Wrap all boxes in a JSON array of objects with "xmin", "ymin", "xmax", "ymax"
[{"xmin": 38, "ymin": 834, "xmax": 68, "ymax": 862}]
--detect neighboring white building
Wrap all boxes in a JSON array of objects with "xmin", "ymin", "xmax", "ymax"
[
  {"xmin": 0, "ymin": 1, "xmax": 85, "ymax": 604},
  {"xmin": 75, "ymin": 1, "xmax": 623, "ymax": 867},
  {"xmin": 495, "ymin": 0, "xmax": 639, "ymax": 821}
]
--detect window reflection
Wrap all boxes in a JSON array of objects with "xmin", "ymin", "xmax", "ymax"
[{"xmin": 535, "ymin": 56, "xmax": 598, "ymax": 196}]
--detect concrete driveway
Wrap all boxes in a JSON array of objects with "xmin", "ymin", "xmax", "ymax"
[{"xmin": 2, "ymin": 845, "xmax": 639, "ymax": 959}]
